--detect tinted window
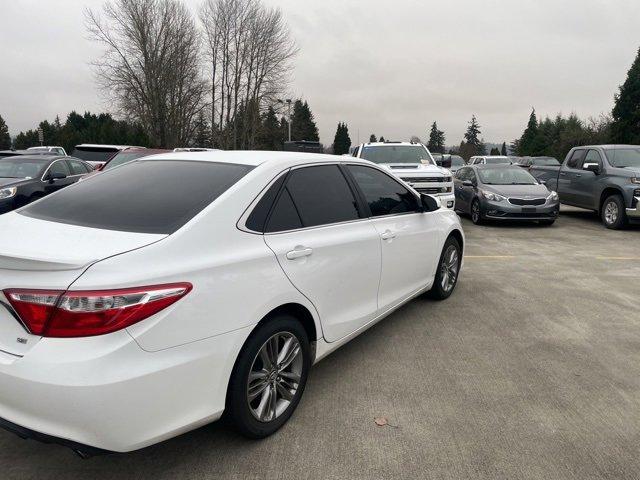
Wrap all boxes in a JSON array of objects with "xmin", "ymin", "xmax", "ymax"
[
  {"xmin": 246, "ymin": 173, "xmax": 287, "ymax": 232},
  {"xmin": 71, "ymin": 147, "xmax": 119, "ymax": 163},
  {"xmin": 48, "ymin": 160, "xmax": 70, "ymax": 177},
  {"xmin": 582, "ymin": 150, "xmax": 602, "ymax": 168},
  {"xmin": 21, "ymin": 160, "xmax": 253, "ymax": 234},
  {"xmin": 285, "ymin": 165, "xmax": 360, "ymax": 227},
  {"xmin": 104, "ymin": 151, "xmax": 149, "ymax": 170},
  {"xmin": 266, "ymin": 188, "xmax": 303, "ymax": 232},
  {"xmin": 67, "ymin": 160, "xmax": 90, "ymax": 175},
  {"xmin": 347, "ymin": 165, "xmax": 420, "ymax": 216},
  {"xmin": 567, "ymin": 150, "xmax": 586, "ymax": 169}
]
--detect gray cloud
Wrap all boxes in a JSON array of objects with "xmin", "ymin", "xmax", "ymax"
[{"xmin": 1, "ymin": 0, "xmax": 639, "ymax": 147}]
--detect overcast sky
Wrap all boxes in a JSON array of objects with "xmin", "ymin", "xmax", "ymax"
[{"xmin": 1, "ymin": 0, "xmax": 639, "ymax": 147}]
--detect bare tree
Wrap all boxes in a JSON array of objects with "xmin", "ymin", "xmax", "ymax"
[
  {"xmin": 86, "ymin": 0, "xmax": 206, "ymax": 147},
  {"xmin": 200, "ymin": 0, "xmax": 297, "ymax": 149}
]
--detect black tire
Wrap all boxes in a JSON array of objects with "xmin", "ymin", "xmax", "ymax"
[
  {"xmin": 470, "ymin": 199, "xmax": 483, "ymax": 225},
  {"xmin": 226, "ymin": 315, "xmax": 311, "ymax": 439},
  {"xmin": 601, "ymin": 194, "xmax": 627, "ymax": 230},
  {"xmin": 427, "ymin": 236, "xmax": 462, "ymax": 300}
]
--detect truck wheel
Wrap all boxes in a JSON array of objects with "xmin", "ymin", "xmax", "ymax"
[
  {"xmin": 471, "ymin": 199, "xmax": 483, "ymax": 225},
  {"xmin": 601, "ymin": 195, "xmax": 627, "ymax": 230}
]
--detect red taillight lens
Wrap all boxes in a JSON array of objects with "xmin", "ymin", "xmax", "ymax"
[{"xmin": 4, "ymin": 283, "xmax": 192, "ymax": 338}]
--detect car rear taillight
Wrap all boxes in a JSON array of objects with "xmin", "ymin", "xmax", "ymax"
[{"xmin": 4, "ymin": 283, "xmax": 192, "ymax": 338}]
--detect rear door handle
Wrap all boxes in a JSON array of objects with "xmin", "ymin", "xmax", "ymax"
[
  {"xmin": 286, "ymin": 247, "xmax": 313, "ymax": 260},
  {"xmin": 380, "ymin": 230, "xmax": 396, "ymax": 240}
]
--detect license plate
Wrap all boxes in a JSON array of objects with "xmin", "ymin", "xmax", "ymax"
[{"xmin": 522, "ymin": 207, "xmax": 536, "ymax": 214}]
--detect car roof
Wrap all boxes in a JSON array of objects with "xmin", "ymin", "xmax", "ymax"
[
  {"xmin": 74, "ymin": 144, "xmax": 144, "ymax": 150},
  {"xmin": 139, "ymin": 150, "xmax": 373, "ymax": 168},
  {"xmin": 0, "ymin": 154, "xmax": 67, "ymax": 162},
  {"xmin": 576, "ymin": 144, "xmax": 639, "ymax": 150}
]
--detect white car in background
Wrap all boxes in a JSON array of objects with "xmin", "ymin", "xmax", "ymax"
[
  {"xmin": 0, "ymin": 151, "xmax": 463, "ymax": 455},
  {"xmin": 27, "ymin": 146, "xmax": 67, "ymax": 156},
  {"xmin": 352, "ymin": 141, "xmax": 456, "ymax": 209}
]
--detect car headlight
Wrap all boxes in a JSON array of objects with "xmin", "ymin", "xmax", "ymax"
[
  {"xmin": 481, "ymin": 190, "xmax": 506, "ymax": 202},
  {"xmin": 548, "ymin": 191, "xmax": 559, "ymax": 201},
  {"xmin": 631, "ymin": 177, "xmax": 640, "ymax": 184},
  {"xmin": 0, "ymin": 187, "xmax": 17, "ymax": 200}
]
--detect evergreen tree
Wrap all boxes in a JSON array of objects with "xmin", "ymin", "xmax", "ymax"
[
  {"xmin": 192, "ymin": 111, "xmax": 212, "ymax": 147},
  {"xmin": 501, "ymin": 142, "xmax": 507, "ymax": 155},
  {"xmin": 464, "ymin": 115, "xmax": 484, "ymax": 156},
  {"xmin": 426, "ymin": 121, "xmax": 446, "ymax": 153},
  {"xmin": 612, "ymin": 47, "xmax": 640, "ymax": 143},
  {"xmin": 379, "ymin": 136, "xmax": 385, "ymax": 142},
  {"xmin": 290, "ymin": 100, "xmax": 319, "ymax": 141},
  {"xmin": 490, "ymin": 147, "xmax": 500, "ymax": 155},
  {"xmin": 333, "ymin": 122, "xmax": 352, "ymax": 155},
  {"xmin": 0, "ymin": 114, "xmax": 10, "ymax": 149},
  {"xmin": 518, "ymin": 108, "xmax": 541, "ymax": 155},
  {"xmin": 257, "ymin": 107, "xmax": 283, "ymax": 150},
  {"xmin": 369, "ymin": 134, "xmax": 377, "ymax": 142}
]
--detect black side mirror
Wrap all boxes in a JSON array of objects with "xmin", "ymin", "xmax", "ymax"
[
  {"xmin": 420, "ymin": 194, "xmax": 441, "ymax": 212},
  {"xmin": 47, "ymin": 172, "xmax": 66, "ymax": 183},
  {"xmin": 462, "ymin": 180, "xmax": 474, "ymax": 187},
  {"xmin": 441, "ymin": 155, "xmax": 452, "ymax": 169},
  {"xmin": 583, "ymin": 162, "xmax": 600, "ymax": 174}
]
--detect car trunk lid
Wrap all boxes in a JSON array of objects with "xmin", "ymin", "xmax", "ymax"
[{"xmin": 0, "ymin": 213, "xmax": 165, "ymax": 357}]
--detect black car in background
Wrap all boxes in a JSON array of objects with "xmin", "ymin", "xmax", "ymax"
[
  {"xmin": 454, "ymin": 164, "xmax": 560, "ymax": 225},
  {"xmin": 0, "ymin": 156, "xmax": 92, "ymax": 214}
]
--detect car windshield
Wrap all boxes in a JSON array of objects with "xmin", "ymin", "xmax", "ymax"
[
  {"xmin": 478, "ymin": 167, "xmax": 538, "ymax": 185},
  {"xmin": 71, "ymin": 147, "xmax": 119, "ymax": 163},
  {"xmin": 20, "ymin": 160, "xmax": 254, "ymax": 234},
  {"xmin": 605, "ymin": 148, "xmax": 640, "ymax": 168},
  {"xmin": 533, "ymin": 157, "xmax": 560, "ymax": 166},
  {"xmin": 485, "ymin": 157, "xmax": 511, "ymax": 164},
  {"xmin": 451, "ymin": 156, "xmax": 465, "ymax": 166},
  {"xmin": 104, "ymin": 151, "xmax": 150, "ymax": 170},
  {"xmin": 360, "ymin": 145, "xmax": 433, "ymax": 164},
  {"xmin": 0, "ymin": 158, "xmax": 48, "ymax": 178}
]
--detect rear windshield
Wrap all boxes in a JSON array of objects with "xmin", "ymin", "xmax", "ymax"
[
  {"xmin": 20, "ymin": 160, "xmax": 253, "ymax": 234},
  {"xmin": 71, "ymin": 147, "xmax": 119, "ymax": 163}
]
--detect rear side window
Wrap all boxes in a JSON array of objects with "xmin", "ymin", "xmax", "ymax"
[
  {"xmin": 567, "ymin": 150, "xmax": 586, "ymax": 169},
  {"xmin": 67, "ymin": 159, "xmax": 90, "ymax": 175},
  {"xmin": 247, "ymin": 173, "xmax": 287, "ymax": 232},
  {"xmin": 266, "ymin": 188, "xmax": 303, "ymax": 232},
  {"xmin": 347, "ymin": 165, "xmax": 420, "ymax": 216},
  {"xmin": 20, "ymin": 160, "xmax": 253, "ymax": 234},
  {"xmin": 282, "ymin": 165, "xmax": 360, "ymax": 229}
]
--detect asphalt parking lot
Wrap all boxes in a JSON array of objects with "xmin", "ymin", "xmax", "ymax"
[{"xmin": 1, "ymin": 205, "xmax": 639, "ymax": 480}]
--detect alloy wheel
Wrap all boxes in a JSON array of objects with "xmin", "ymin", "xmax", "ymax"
[
  {"xmin": 604, "ymin": 201, "xmax": 619, "ymax": 225},
  {"xmin": 247, "ymin": 332, "xmax": 303, "ymax": 423},
  {"xmin": 471, "ymin": 202, "xmax": 480, "ymax": 223},
  {"xmin": 440, "ymin": 245, "xmax": 460, "ymax": 292}
]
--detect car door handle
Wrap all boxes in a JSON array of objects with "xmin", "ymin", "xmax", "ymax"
[
  {"xmin": 286, "ymin": 247, "xmax": 313, "ymax": 260},
  {"xmin": 380, "ymin": 230, "xmax": 396, "ymax": 240}
]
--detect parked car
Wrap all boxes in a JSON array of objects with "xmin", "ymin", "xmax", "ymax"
[
  {"xmin": 0, "ymin": 155, "xmax": 92, "ymax": 214},
  {"xmin": 70, "ymin": 144, "xmax": 145, "ymax": 170},
  {"xmin": 173, "ymin": 147, "xmax": 219, "ymax": 152},
  {"xmin": 454, "ymin": 164, "xmax": 559, "ymax": 225},
  {"xmin": 469, "ymin": 155, "xmax": 513, "ymax": 165},
  {"xmin": 27, "ymin": 146, "xmax": 67, "ymax": 156},
  {"xmin": 515, "ymin": 156, "xmax": 561, "ymax": 169},
  {"xmin": 352, "ymin": 141, "xmax": 456, "ymax": 209},
  {"xmin": 0, "ymin": 149, "xmax": 57, "ymax": 159},
  {"xmin": 449, "ymin": 155, "xmax": 465, "ymax": 173},
  {"xmin": 102, "ymin": 148, "xmax": 171, "ymax": 171},
  {"xmin": 0, "ymin": 151, "xmax": 463, "ymax": 455},
  {"xmin": 530, "ymin": 145, "xmax": 640, "ymax": 229}
]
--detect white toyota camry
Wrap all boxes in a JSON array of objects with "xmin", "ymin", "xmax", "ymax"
[{"xmin": 0, "ymin": 151, "xmax": 464, "ymax": 455}]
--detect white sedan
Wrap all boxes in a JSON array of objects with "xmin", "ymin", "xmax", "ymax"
[{"xmin": 0, "ymin": 151, "xmax": 464, "ymax": 455}]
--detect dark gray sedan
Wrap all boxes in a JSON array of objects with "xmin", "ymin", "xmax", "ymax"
[{"xmin": 453, "ymin": 164, "xmax": 560, "ymax": 225}]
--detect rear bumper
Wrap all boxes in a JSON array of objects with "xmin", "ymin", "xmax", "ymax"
[{"xmin": 0, "ymin": 325, "xmax": 252, "ymax": 453}]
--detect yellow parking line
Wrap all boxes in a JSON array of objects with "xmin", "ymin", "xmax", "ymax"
[
  {"xmin": 464, "ymin": 255, "xmax": 516, "ymax": 259},
  {"xmin": 596, "ymin": 257, "xmax": 640, "ymax": 260}
]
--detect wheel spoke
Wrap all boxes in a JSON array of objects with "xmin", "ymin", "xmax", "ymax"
[
  {"xmin": 277, "ymin": 336, "xmax": 295, "ymax": 365},
  {"xmin": 279, "ymin": 371, "xmax": 301, "ymax": 383},
  {"xmin": 275, "ymin": 381, "xmax": 294, "ymax": 401},
  {"xmin": 267, "ymin": 384, "xmax": 277, "ymax": 421},
  {"xmin": 254, "ymin": 386, "xmax": 271, "ymax": 421},
  {"xmin": 278, "ymin": 343, "xmax": 301, "ymax": 371}
]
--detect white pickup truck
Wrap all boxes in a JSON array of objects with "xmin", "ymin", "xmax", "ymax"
[{"xmin": 351, "ymin": 141, "xmax": 455, "ymax": 209}]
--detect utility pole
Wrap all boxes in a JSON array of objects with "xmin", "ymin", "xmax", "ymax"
[{"xmin": 278, "ymin": 98, "xmax": 292, "ymax": 142}]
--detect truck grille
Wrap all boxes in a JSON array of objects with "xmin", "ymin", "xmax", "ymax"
[
  {"xmin": 400, "ymin": 177, "xmax": 444, "ymax": 183},
  {"xmin": 508, "ymin": 197, "xmax": 546, "ymax": 206},
  {"xmin": 416, "ymin": 187, "xmax": 443, "ymax": 194}
]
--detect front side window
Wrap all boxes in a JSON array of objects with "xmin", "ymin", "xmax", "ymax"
[
  {"xmin": 347, "ymin": 165, "xmax": 420, "ymax": 217},
  {"xmin": 567, "ymin": 150, "xmax": 586, "ymax": 169},
  {"xmin": 582, "ymin": 150, "xmax": 602, "ymax": 168},
  {"xmin": 48, "ymin": 160, "xmax": 70, "ymax": 178},
  {"xmin": 21, "ymin": 160, "xmax": 253, "ymax": 234},
  {"xmin": 360, "ymin": 145, "xmax": 432, "ymax": 165}
]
